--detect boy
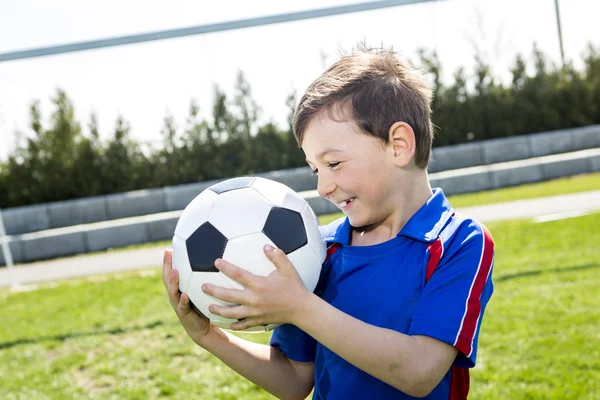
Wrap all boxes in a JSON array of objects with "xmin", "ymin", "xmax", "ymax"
[{"xmin": 162, "ymin": 45, "xmax": 494, "ymax": 399}]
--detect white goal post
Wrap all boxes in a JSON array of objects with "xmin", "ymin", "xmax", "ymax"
[{"xmin": 0, "ymin": 207, "xmax": 16, "ymax": 287}]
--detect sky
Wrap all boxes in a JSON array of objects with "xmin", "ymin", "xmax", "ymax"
[{"xmin": 0, "ymin": 0, "xmax": 599, "ymax": 161}]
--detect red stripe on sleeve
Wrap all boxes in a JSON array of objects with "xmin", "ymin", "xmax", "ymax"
[
  {"xmin": 326, "ymin": 243, "xmax": 341, "ymax": 260},
  {"xmin": 426, "ymin": 237, "xmax": 444, "ymax": 283},
  {"xmin": 454, "ymin": 224, "xmax": 494, "ymax": 357}
]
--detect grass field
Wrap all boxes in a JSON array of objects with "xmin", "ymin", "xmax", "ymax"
[{"xmin": 1, "ymin": 207, "xmax": 599, "ymax": 399}]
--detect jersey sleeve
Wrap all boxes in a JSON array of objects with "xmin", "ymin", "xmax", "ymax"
[
  {"xmin": 270, "ymin": 324, "xmax": 317, "ymax": 362},
  {"xmin": 408, "ymin": 220, "xmax": 495, "ymax": 368}
]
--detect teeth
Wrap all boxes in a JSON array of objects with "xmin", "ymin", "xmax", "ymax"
[{"xmin": 339, "ymin": 198, "xmax": 353, "ymax": 207}]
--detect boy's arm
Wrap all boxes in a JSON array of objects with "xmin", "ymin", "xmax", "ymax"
[
  {"xmin": 294, "ymin": 224, "xmax": 493, "ymax": 397},
  {"xmin": 294, "ymin": 222, "xmax": 493, "ymax": 397},
  {"xmin": 295, "ymin": 294, "xmax": 456, "ymax": 398},
  {"xmin": 163, "ymin": 250, "xmax": 314, "ymax": 400},
  {"xmin": 206, "ymin": 223, "xmax": 493, "ymax": 397},
  {"xmin": 197, "ymin": 327, "xmax": 314, "ymax": 400},
  {"xmin": 206, "ymin": 250, "xmax": 457, "ymax": 397}
]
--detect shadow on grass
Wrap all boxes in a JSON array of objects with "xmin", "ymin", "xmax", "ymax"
[
  {"xmin": 0, "ymin": 320, "xmax": 167, "ymax": 350},
  {"xmin": 496, "ymin": 263, "xmax": 600, "ymax": 282}
]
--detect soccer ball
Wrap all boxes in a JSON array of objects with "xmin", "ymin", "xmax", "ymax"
[{"xmin": 172, "ymin": 177, "xmax": 326, "ymax": 332}]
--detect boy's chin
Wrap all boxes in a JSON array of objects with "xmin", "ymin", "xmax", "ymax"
[{"xmin": 348, "ymin": 216, "xmax": 366, "ymax": 229}]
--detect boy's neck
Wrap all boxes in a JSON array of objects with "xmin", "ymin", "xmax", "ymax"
[{"xmin": 351, "ymin": 171, "xmax": 433, "ymax": 246}]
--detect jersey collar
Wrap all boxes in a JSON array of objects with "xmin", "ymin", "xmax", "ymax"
[
  {"xmin": 398, "ymin": 188, "xmax": 454, "ymax": 243},
  {"xmin": 323, "ymin": 188, "xmax": 454, "ymax": 245}
]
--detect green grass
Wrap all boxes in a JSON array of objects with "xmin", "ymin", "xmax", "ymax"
[
  {"xmin": 447, "ymin": 171, "xmax": 600, "ymax": 208},
  {"xmin": 1, "ymin": 210, "xmax": 599, "ymax": 399},
  {"xmin": 471, "ymin": 212, "xmax": 600, "ymax": 399},
  {"xmin": 0, "ymin": 269, "xmax": 274, "ymax": 400}
]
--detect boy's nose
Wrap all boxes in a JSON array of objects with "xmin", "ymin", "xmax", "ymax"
[{"xmin": 317, "ymin": 174, "xmax": 336, "ymax": 199}]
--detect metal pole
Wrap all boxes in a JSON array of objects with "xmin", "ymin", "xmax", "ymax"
[
  {"xmin": 0, "ymin": 0, "xmax": 440, "ymax": 63},
  {"xmin": 0, "ymin": 208, "xmax": 17, "ymax": 287},
  {"xmin": 554, "ymin": 0, "xmax": 565, "ymax": 68}
]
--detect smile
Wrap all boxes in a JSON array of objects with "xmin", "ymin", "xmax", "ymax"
[{"xmin": 338, "ymin": 198, "xmax": 355, "ymax": 209}]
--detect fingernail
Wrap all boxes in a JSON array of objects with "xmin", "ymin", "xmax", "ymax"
[
  {"xmin": 202, "ymin": 284, "xmax": 208, "ymax": 292},
  {"xmin": 214, "ymin": 259, "xmax": 222, "ymax": 267},
  {"xmin": 265, "ymin": 244, "xmax": 275, "ymax": 252},
  {"xmin": 170, "ymin": 270, "xmax": 175, "ymax": 278}
]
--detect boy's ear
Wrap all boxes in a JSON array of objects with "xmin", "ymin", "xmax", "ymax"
[{"xmin": 388, "ymin": 122, "xmax": 415, "ymax": 167}]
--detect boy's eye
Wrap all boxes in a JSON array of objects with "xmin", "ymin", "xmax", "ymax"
[{"xmin": 310, "ymin": 162, "xmax": 340, "ymax": 176}]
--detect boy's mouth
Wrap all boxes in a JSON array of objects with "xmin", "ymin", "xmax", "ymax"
[{"xmin": 338, "ymin": 198, "xmax": 355, "ymax": 209}]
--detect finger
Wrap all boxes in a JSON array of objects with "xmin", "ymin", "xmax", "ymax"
[
  {"xmin": 167, "ymin": 267, "xmax": 181, "ymax": 304},
  {"xmin": 162, "ymin": 248, "xmax": 173, "ymax": 287},
  {"xmin": 264, "ymin": 245, "xmax": 293, "ymax": 270},
  {"xmin": 214, "ymin": 258, "xmax": 255, "ymax": 286},
  {"xmin": 209, "ymin": 304, "xmax": 250, "ymax": 320},
  {"xmin": 178, "ymin": 292, "xmax": 194, "ymax": 316},
  {"xmin": 229, "ymin": 318, "xmax": 264, "ymax": 331},
  {"xmin": 203, "ymin": 283, "xmax": 246, "ymax": 304}
]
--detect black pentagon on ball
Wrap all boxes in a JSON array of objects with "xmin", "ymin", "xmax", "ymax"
[
  {"xmin": 262, "ymin": 207, "xmax": 307, "ymax": 254},
  {"xmin": 186, "ymin": 222, "xmax": 227, "ymax": 273},
  {"xmin": 208, "ymin": 177, "xmax": 256, "ymax": 194}
]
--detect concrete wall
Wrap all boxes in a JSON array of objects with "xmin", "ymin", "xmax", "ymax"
[
  {"xmin": 428, "ymin": 142, "xmax": 484, "ymax": 173},
  {"xmin": 0, "ymin": 238, "xmax": 23, "ymax": 265},
  {"xmin": 48, "ymin": 197, "xmax": 108, "ymax": 229},
  {"xmin": 2, "ymin": 205, "xmax": 50, "ymax": 236},
  {"xmin": 0, "ymin": 211, "xmax": 184, "ymax": 265},
  {"xmin": 427, "ymin": 124, "xmax": 600, "ymax": 173},
  {"xmin": 431, "ymin": 148, "xmax": 600, "ymax": 196},
  {"xmin": 2, "ymin": 125, "xmax": 599, "ymax": 236},
  {"xmin": 2, "ymin": 147, "xmax": 599, "ymax": 266}
]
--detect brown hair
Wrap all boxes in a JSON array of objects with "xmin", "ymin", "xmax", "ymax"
[{"xmin": 293, "ymin": 45, "xmax": 434, "ymax": 169}]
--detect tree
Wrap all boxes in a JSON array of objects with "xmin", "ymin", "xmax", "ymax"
[
  {"xmin": 70, "ymin": 113, "xmax": 104, "ymax": 196},
  {"xmin": 15, "ymin": 90, "xmax": 83, "ymax": 203},
  {"xmin": 283, "ymin": 90, "xmax": 306, "ymax": 168},
  {"xmin": 3, "ymin": 43, "xmax": 600, "ymax": 208},
  {"xmin": 102, "ymin": 116, "xmax": 149, "ymax": 192}
]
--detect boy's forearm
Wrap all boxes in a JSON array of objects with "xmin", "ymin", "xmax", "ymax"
[
  {"xmin": 196, "ymin": 326, "xmax": 313, "ymax": 400},
  {"xmin": 292, "ymin": 293, "xmax": 454, "ymax": 397}
]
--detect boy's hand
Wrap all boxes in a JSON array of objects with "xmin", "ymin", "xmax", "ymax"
[
  {"xmin": 162, "ymin": 249, "xmax": 212, "ymax": 343},
  {"xmin": 202, "ymin": 245, "xmax": 311, "ymax": 331}
]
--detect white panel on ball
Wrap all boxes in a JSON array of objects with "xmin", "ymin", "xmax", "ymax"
[
  {"xmin": 251, "ymin": 177, "xmax": 306, "ymax": 212},
  {"xmin": 287, "ymin": 245, "xmax": 323, "ymax": 293},
  {"xmin": 172, "ymin": 235, "xmax": 194, "ymax": 292},
  {"xmin": 174, "ymin": 190, "xmax": 219, "ymax": 239},
  {"xmin": 301, "ymin": 204, "xmax": 327, "ymax": 262},
  {"xmin": 208, "ymin": 188, "xmax": 273, "ymax": 238},
  {"xmin": 187, "ymin": 271, "xmax": 237, "ymax": 313},
  {"xmin": 281, "ymin": 192, "xmax": 309, "ymax": 213},
  {"xmin": 208, "ymin": 310, "xmax": 237, "ymax": 328},
  {"xmin": 221, "ymin": 232, "xmax": 277, "ymax": 290}
]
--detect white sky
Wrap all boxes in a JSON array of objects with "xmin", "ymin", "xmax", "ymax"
[{"xmin": 0, "ymin": 0, "xmax": 598, "ymax": 161}]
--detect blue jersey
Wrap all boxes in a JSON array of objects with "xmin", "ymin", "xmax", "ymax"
[{"xmin": 270, "ymin": 188, "xmax": 495, "ymax": 399}]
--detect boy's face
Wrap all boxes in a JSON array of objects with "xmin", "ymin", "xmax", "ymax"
[{"xmin": 302, "ymin": 112, "xmax": 402, "ymax": 229}]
